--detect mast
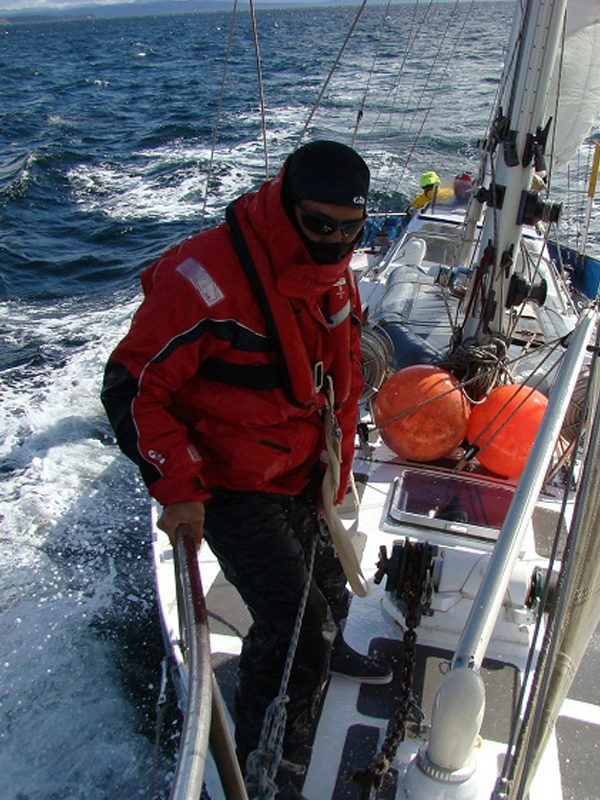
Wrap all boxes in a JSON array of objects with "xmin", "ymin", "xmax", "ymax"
[{"xmin": 461, "ymin": 0, "xmax": 567, "ymax": 342}]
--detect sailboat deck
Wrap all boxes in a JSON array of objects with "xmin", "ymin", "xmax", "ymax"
[{"xmin": 188, "ymin": 455, "xmax": 600, "ymax": 799}]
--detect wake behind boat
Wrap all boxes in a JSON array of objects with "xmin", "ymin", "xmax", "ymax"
[{"xmin": 150, "ymin": 1, "xmax": 600, "ymax": 798}]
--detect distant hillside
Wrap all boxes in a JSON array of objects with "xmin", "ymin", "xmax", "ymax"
[{"xmin": 0, "ymin": 0, "xmax": 352, "ymax": 23}]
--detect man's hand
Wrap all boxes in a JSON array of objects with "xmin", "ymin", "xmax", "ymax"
[{"xmin": 158, "ymin": 501, "xmax": 205, "ymax": 549}]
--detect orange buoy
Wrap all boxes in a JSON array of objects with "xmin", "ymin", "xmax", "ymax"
[
  {"xmin": 373, "ymin": 365, "xmax": 471, "ymax": 461},
  {"xmin": 466, "ymin": 384, "xmax": 548, "ymax": 478}
]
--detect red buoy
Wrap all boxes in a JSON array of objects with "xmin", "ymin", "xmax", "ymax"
[
  {"xmin": 466, "ymin": 384, "xmax": 548, "ymax": 478},
  {"xmin": 373, "ymin": 365, "xmax": 471, "ymax": 461}
]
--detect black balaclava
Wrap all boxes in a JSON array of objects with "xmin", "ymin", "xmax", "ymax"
[{"xmin": 281, "ymin": 140, "xmax": 370, "ymax": 264}]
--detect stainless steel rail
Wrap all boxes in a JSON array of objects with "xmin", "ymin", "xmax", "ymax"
[
  {"xmin": 170, "ymin": 534, "xmax": 212, "ymax": 800},
  {"xmin": 453, "ymin": 305, "xmax": 599, "ymax": 670},
  {"xmin": 170, "ymin": 533, "xmax": 249, "ymax": 800}
]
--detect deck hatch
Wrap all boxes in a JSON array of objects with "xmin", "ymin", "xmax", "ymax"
[{"xmin": 388, "ymin": 468, "xmax": 515, "ymax": 540}]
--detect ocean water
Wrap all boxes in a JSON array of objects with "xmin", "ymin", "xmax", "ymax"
[{"xmin": 0, "ymin": 3, "xmax": 598, "ymax": 798}]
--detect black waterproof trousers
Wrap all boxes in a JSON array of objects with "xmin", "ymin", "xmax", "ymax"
[{"xmin": 203, "ymin": 489, "xmax": 350, "ymax": 768}]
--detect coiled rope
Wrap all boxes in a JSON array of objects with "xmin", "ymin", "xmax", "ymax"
[
  {"xmin": 360, "ymin": 326, "xmax": 393, "ymax": 400},
  {"xmin": 439, "ymin": 336, "xmax": 511, "ymax": 403}
]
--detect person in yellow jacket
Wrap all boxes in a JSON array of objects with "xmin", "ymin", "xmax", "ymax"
[{"xmin": 408, "ymin": 170, "xmax": 454, "ymax": 212}]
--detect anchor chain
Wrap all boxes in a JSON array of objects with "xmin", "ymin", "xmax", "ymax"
[{"xmin": 352, "ymin": 540, "xmax": 431, "ymax": 799}]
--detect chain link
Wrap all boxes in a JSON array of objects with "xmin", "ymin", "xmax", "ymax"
[{"xmin": 350, "ymin": 541, "xmax": 428, "ymax": 799}]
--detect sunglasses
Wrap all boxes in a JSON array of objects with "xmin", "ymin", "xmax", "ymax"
[{"xmin": 298, "ymin": 205, "xmax": 367, "ymax": 239}]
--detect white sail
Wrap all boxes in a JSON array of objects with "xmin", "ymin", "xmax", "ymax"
[{"xmin": 546, "ymin": 0, "xmax": 600, "ymax": 170}]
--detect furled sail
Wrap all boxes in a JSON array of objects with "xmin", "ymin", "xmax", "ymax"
[{"xmin": 546, "ymin": 0, "xmax": 600, "ymax": 170}]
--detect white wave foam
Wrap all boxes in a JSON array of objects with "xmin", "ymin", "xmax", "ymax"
[
  {"xmin": 67, "ymin": 140, "xmax": 266, "ymax": 223},
  {"xmin": 0, "ymin": 293, "xmax": 174, "ymax": 799}
]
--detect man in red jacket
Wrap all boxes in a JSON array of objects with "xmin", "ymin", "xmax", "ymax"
[{"xmin": 101, "ymin": 140, "xmax": 391, "ymax": 786}]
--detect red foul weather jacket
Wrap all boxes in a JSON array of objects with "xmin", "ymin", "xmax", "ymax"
[{"xmin": 101, "ymin": 167, "xmax": 364, "ymax": 508}]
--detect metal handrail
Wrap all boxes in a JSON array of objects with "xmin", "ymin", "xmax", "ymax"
[
  {"xmin": 453, "ymin": 305, "xmax": 599, "ymax": 670},
  {"xmin": 171, "ymin": 534, "xmax": 212, "ymax": 800},
  {"xmin": 171, "ymin": 533, "xmax": 249, "ymax": 800}
]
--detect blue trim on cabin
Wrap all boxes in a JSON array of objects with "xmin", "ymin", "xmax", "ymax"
[{"xmin": 548, "ymin": 241, "xmax": 600, "ymax": 300}]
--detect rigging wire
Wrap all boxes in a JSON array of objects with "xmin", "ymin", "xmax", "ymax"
[
  {"xmin": 350, "ymin": 0, "xmax": 396, "ymax": 150},
  {"xmin": 200, "ymin": 0, "xmax": 269, "ymax": 229},
  {"xmin": 249, "ymin": 0, "xmax": 270, "ymax": 180},
  {"xmin": 398, "ymin": 0, "xmax": 476, "ymax": 199},
  {"xmin": 360, "ymin": 0, "xmax": 436, "ymax": 205},
  {"xmin": 581, "ymin": 142, "xmax": 600, "ymax": 255},
  {"xmin": 295, "ymin": 0, "xmax": 369, "ymax": 150},
  {"xmin": 371, "ymin": 0, "xmax": 478, "ymax": 206},
  {"xmin": 449, "ymin": 0, "xmax": 522, "ymax": 301},
  {"xmin": 444, "ymin": 1, "xmax": 520, "ymax": 290},
  {"xmin": 199, "ymin": 0, "xmax": 239, "ymax": 231}
]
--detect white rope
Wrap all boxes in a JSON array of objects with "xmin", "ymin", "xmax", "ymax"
[{"xmin": 321, "ymin": 376, "xmax": 369, "ymax": 598}]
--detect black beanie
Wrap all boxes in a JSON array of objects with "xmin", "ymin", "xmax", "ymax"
[{"xmin": 284, "ymin": 140, "xmax": 370, "ymax": 208}]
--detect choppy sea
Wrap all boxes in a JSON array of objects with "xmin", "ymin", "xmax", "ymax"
[{"xmin": 0, "ymin": 2, "xmax": 598, "ymax": 798}]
